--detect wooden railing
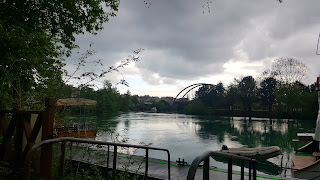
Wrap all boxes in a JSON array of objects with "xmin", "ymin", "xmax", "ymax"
[
  {"xmin": 24, "ymin": 137, "xmax": 171, "ymax": 180},
  {"xmin": 187, "ymin": 151, "xmax": 257, "ymax": 180},
  {"xmin": 0, "ymin": 98, "xmax": 56, "ymax": 179}
]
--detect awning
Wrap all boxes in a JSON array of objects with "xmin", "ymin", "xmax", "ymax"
[{"xmin": 54, "ymin": 98, "xmax": 97, "ymax": 107}]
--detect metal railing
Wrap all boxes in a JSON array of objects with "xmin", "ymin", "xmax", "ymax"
[
  {"xmin": 187, "ymin": 151, "xmax": 257, "ymax": 180},
  {"xmin": 24, "ymin": 137, "xmax": 171, "ymax": 180}
]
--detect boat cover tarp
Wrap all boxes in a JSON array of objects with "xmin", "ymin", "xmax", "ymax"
[
  {"xmin": 55, "ymin": 98, "xmax": 97, "ymax": 107},
  {"xmin": 221, "ymin": 146, "xmax": 281, "ymax": 159},
  {"xmin": 314, "ymin": 92, "xmax": 320, "ymax": 142}
]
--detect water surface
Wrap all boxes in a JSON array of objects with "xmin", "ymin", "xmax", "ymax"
[{"xmin": 93, "ymin": 112, "xmax": 316, "ymax": 177}]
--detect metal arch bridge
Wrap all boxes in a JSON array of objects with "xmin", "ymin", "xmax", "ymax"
[{"xmin": 174, "ymin": 83, "xmax": 214, "ymax": 102}]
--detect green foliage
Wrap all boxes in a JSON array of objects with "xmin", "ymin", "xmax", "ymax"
[
  {"xmin": 259, "ymin": 77, "xmax": 277, "ymax": 110},
  {"xmin": 194, "ymin": 82, "xmax": 226, "ymax": 110},
  {"xmin": 95, "ymin": 86, "xmax": 121, "ymax": 114},
  {"xmin": 77, "ymin": 85, "xmax": 136, "ymax": 114},
  {"xmin": 237, "ymin": 76, "xmax": 257, "ymax": 111},
  {"xmin": 275, "ymin": 84, "xmax": 302, "ymax": 112},
  {"xmin": 187, "ymin": 73, "xmax": 317, "ymax": 119},
  {"xmin": 224, "ymin": 84, "xmax": 239, "ymax": 110},
  {"xmin": 1, "ymin": 0, "xmax": 119, "ymax": 50},
  {"xmin": 120, "ymin": 91, "xmax": 134, "ymax": 112},
  {"xmin": 184, "ymin": 102, "xmax": 208, "ymax": 115},
  {"xmin": 0, "ymin": 0, "xmax": 119, "ymax": 109},
  {"xmin": 152, "ymin": 100, "xmax": 173, "ymax": 113},
  {"xmin": 64, "ymin": 165, "xmax": 104, "ymax": 180},
  {"xmin": 275, "ymin": 82, "xmax": 317, "ymax": 119}
]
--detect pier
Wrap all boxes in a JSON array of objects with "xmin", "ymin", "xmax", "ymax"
[{"xmin": 71, "ymin": 148, "xmax": 292, "ymax": 180}]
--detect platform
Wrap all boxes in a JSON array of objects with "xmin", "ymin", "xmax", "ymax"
[
  {"xmin": 70, "ymin": 148, "xmax": 292, "ymax": 180},
  {"xmin": 297, "ymin": 133, "xmax": 315, "ymax": 141}
]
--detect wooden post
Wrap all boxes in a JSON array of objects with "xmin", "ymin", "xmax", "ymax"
[
  {"xmin": 249, "ymin": 161, "xmax": 252, "ymax": 180},
  {"xmin": 145, "ymin": 149, "xmax": 149, "ymax": 180},
  {"xmin": 203, "ymin": 157, "xmax": 210, "ymax": 180},
  {"xmin": 59, "ymin": 142, "xmax": 66, "ymax": 180},
  {"xmin": 240, "ymin": 160, "xmax": 244, "ymax": 180},
  {"xmin": 0, "ymin": 100, "xmax": 2, "ymax": 135},
  {"xmin": 228, "ymin": 158, "xmax": 232, "ymax": 180},
  {"xmin": 112, "ymin": 146, "xmax": 118, "ymax": 180},
  {"xmin": 40, "ymin": 98, "xmax": 56, "ymax": 180},
  {"xmin": 253, "ymin": 161, "xmax": 257, "ymax": 180}
]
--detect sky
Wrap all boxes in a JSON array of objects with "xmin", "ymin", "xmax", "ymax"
[{"xmin": 64, "ymin": 0, "xmax": 320, "ymax": 97}]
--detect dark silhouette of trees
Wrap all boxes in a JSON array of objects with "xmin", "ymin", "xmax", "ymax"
[
  {"xmin": 259, "ymin": 77, "xmax": 277, "ymax": 110},
  {"xmin": 237, "ymin": 76, "xmax": 257, "ymax": 111},
  {"xmin": 194, "ymin": 85, "xmax": 214, "ymax": 105},
  {"xmin": 194, "ymin": 83, "xmax": 226, "ymax": 110},
  {"xmin": 224, "ymin": 84, "xmax": 239, "ymax": 110}
]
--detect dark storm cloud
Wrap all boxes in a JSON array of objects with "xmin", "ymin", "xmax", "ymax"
[{"xmin": 68, "ymin": 0, "xmax": 320, "ymax": 86}]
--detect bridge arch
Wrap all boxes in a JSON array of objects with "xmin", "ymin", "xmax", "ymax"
[{"xmin": 174, "ymin": 83, "xmax": 214, "ymax": 102}]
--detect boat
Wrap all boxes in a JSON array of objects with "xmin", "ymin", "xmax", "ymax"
[
  {"xmin": 54, "ymin": 98, "xmax": 97, "ymax": 138},
  {"xmin": 220, "ymin": 146, "xmax": 281, "ymax": 159},
  {"xmin": 150, "ymin": 107, "xmax": 157, "ymax": 113},
  {"xmin": 55, "ymin": 123, "xmax": 97, "ymax": 138},
  {"xmin": 291, "ymin": 76, "xmax": 320, "ymax": 179}
]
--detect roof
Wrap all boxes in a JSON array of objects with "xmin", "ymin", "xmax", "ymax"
[{"xmin": 54, "ymin": 98, "xmax": 97, "ymax": 107}]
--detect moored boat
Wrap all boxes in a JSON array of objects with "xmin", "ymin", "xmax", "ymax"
[
  {"xmin": 54, "ymin": 98, "xmax": 97, "ymax": 138},
  {"xmin": 55, "ymin": 123, "xmax": 97, "ymax": 138},
  {"xmin": 291, "ymin": 76, "xmax": 320, "ymax": 179},
  {"xmin": 221, "ymin": 146, "xmax": 281, "ymax": 159}
]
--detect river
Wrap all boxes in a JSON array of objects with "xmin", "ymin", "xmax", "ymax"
[{"xmin": 86, "ymin": 112, "xmax": 316, "ymax": 177}]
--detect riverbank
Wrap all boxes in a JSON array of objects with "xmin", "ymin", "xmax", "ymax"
[{"xmin": 213, "ymin": 109, "xmax": 318, "ymax": 120}]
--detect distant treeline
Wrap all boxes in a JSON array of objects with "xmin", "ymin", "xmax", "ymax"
[
  {"xmin": 183, "ymin": 76, "xmax": 318, "ymax": 120},
  {"xmin": 61, "ymin": 75, "xmax": 318, "ymax": 120},
  {"xmin": 62, "ymin": 82, "xmax": 174, "ymax": 115}
]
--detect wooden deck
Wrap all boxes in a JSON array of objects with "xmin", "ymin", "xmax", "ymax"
[
  {"xmin": 292, "ymin": 155, "xmax": 316, "ymax": 170},
  {"xmin": 71, "ymin": 149, "xmax": 292, "ymax": 180},
  {"xmin": 291, "ymin": 154, "xmax": 320, "ymax": 179}
]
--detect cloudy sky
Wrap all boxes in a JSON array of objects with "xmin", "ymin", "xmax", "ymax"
[{"xmin": 64, "ymin": 0, "xmax": 320, "ymax": 97}]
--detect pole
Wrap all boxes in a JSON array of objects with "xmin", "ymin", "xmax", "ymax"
[{"xmin": 40, "ymin": 97, "xmax": 55, "ymax": 180}]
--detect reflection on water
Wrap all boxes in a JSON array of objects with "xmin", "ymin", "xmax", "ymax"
[{"xmin": 94, "ymin": 112, "xmax": 316, "ymax": 177}]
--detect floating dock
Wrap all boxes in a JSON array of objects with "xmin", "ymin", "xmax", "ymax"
[{"xmin": 70, "ymin": 148, "xmax": 294, "ymax": 180}]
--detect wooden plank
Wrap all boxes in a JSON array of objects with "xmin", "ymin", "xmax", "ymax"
[
  {"xmin": 0, "ymin": 113, "xmax": 17, "ymax": 161},
  {"xmin": 2, "ymin": 113, "xmax": 17, "ymax": 138},
  {"xmin": 22, "ymin": 114, "xmax": 33, "ymax": 159},
  {"xmin": 292, "ymin": 155, "xmax": 316, "ymax": 170},
  {"xmin": 23, "ymin": 114, "xmax": 42, "ymax": 157},
  {"xmin": 23, "ymin": 114, "xmax": 32, "ymax": 140},
  {"xmin": 28, "ymin": 114, "xmax": 42, "ymax": 143},
  {"xmin": 14, "ymin": 114, "xmax": 24, "ymax": 169},
  {"xmin": 0, "ymin": 112, "xmax": 8, "ymax": 136}
]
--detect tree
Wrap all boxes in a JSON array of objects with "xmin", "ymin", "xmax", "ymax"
[
  {"xmin": 237, "ymin": 76, "xmax": 257, "ymax": 111},
  {"xmin": 225, "ymin": 84, "xmax": 239, "ymax": 110},
  {"xmin": 0, "ymin": 0, "xmax": 119, "ymax": 109},
  {"xmin": 275, "ymin": 84, "xmax": 302, "ymax": 112},
  {"xmin": 120, "ymin": 90, "xmax": 134, "ymax": 112},
  {"xmin": 1, "ymin": 0, "xmax": 119, "ymax": 50},
  {"xmin": 262, "ymin": 57, "xmax": 309, "ymax": 84},
  {"xmin": 95, "ymin": 81, "xmax": 120, "ymax": 114},
  {"xmin": 259, "ymin": 77, "xmax": 277, "ymax": 110},
  {"xmin": 214, "ymin": 82, "xmax": 226, "ymax": 109},
  {"xmin": 153, "ymin": 100, "xmax": 172, "ymax": 113},
  {"xmin": 194, "ymin": 83, "xmax": 225, "ymax": 109},
  {"xmin": 194, "ymin": 85, "xmax": 213, "ymax": 105},
  {"xmin": 184, "ymin": 102, "xmax": 208, "ymax": 115}
]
